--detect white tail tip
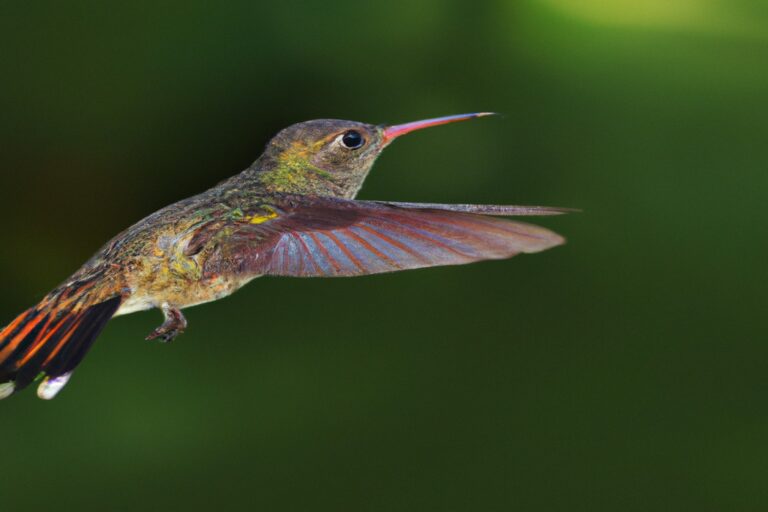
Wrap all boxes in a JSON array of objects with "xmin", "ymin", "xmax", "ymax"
[
  {"xmin": 37, "ymin": 373, "xmax": 73, "ymax": 400},
  {"xmin": 0, "ymin": 382, "xmax": 15, "ymax": 400}
]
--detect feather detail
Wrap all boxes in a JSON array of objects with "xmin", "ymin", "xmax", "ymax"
[
  {"xmin": 199, "ymin": 196, "xmax": 569, "ymax": 279},
  {"xmin": 0, "ymin": 283, "xmax": 121, "ymax": 399}
]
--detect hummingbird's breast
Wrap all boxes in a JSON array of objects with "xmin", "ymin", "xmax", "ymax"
[
  {"xmin": 116, "ymin": 272, "xmax": 258, "ymax": 316},
  {"xmin": 89, "ymin": 183, "xmax": 271, "ymax": 317},
  {"xmin": 112, "ymin": 197, "xmax": 261, "ymax": 316}
]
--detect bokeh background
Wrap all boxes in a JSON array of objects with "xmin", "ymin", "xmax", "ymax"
[{"xmin": 1, "ymin": 1, "xmax": 767, "ymax": 510}]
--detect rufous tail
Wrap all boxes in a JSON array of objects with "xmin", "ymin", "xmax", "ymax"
[{"xmin": 0, "ymin": 282, "xmax": 121, "ymax": 400}]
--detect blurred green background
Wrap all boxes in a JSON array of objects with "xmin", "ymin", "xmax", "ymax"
[{"xmin": 1, "ymin": 1, "xmax": 767, "ymax": 510}]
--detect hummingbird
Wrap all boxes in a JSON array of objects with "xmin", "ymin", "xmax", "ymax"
[{"xmin": 0, "ymin": 113, "xmax": 572, "ymax": 401}]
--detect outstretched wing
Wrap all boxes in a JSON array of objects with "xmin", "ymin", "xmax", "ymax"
[{"xmin": 197, "ymin": 196, "xmax": 569, "ymax": 278}]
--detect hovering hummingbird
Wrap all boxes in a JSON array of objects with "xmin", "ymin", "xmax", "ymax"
[{"xmin": 0, "ymin": 113, "xmax": 572, "ymax": 400}]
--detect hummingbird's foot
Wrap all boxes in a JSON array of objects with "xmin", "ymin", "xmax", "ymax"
[{"xmin": 146, "ymin": 305, "xmax": 187, "ymax": 343}]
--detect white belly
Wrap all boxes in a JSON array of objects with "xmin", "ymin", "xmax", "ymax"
[{"xmin": 114, "ymin": 296, "xmax": 156, "ymax": 317}]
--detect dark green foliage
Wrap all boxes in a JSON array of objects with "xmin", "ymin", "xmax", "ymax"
[{"xmin": 1, "ymin": 1, "xmax": 767, "ymax": 510}]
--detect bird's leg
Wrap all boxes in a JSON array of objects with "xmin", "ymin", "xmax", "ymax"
[{"xmin": 145, "ymin": 304, "xmax": 187, "ymax": 343}]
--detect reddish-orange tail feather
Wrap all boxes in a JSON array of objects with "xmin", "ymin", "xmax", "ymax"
[{"xmin": 0, "ymin": 287, "xmax": 121, "ymax": 399}]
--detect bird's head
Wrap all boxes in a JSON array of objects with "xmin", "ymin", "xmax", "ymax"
[{"xmin": 253, "ymin": 113, "xmax": 494, "ymax": 198}]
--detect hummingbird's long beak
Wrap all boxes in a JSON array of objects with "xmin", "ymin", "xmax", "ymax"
[{"xmin": 382, "ymin": 112, "xmax": 496, "ymax": 144}]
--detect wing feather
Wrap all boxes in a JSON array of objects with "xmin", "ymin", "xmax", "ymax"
[{"xmin": 200, "ymin": 196, "xmax": 569, "ymax": 278}]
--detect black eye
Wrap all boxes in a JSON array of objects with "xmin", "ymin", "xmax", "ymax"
[{"xmin": 341, "ymin": 130, "xmax": 365, "ymax": 149}]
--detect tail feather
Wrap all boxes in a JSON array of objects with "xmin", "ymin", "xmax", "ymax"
[{"xmin": 0, "ymin": 293, "xmax": 121, "ymax": 399}]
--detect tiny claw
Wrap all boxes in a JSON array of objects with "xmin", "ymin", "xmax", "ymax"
[
  {"xmin": 146, "ymin": 305, "xmax": 187, "ymax": 343},
  {"xmin": 145, "ymin": 327, "xmax": 184, "ymax": 343}
]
